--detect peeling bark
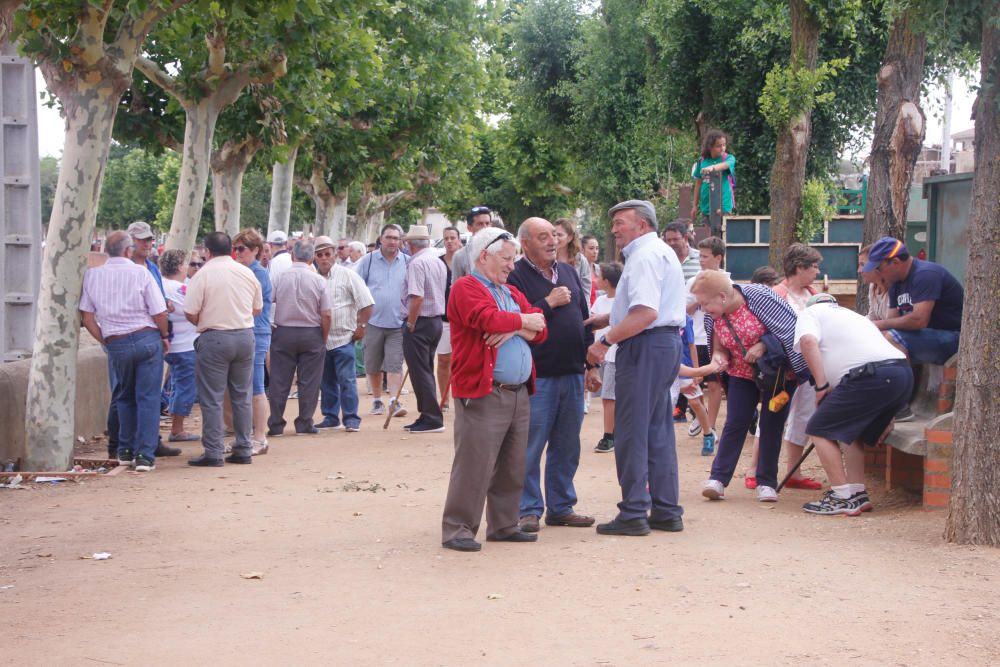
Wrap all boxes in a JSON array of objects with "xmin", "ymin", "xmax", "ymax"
[
  {"xmin": 858, "ymin": 8, "xmax": 927, "ymax": 311},
  {"xmin": 21, "ymin": 1, "xmax": 187, "ymax": 469},
  {"xmin": 164, "ymin": 98, "xmax": 216, "ymax": 251},
  {"xmin": 946, "ymin": 7, "xmax": 1000, "ymax": 546},
  {"xmin": 211, "ymin": 135, "xmax": 261, "ymax": 237},
  {"xmin": 137, "ymin": 35, "xmax": 287, "ymax": 253},
  {"xmin": 767, "ymin": 0, "xmax": 819, "ymax": 268},
  {"xmin": 267, "ymin": 144, "xmax": 297, "ymax": 235}
]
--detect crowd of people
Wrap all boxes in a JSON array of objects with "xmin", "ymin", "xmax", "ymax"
[{"xmin": 80, "ymin": 165, "xmax": 965, "ymax": 552}]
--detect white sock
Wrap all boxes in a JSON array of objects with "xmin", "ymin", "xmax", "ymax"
[
  {"xmin": 849, "ymin": 483, "xmax": 866, "ymax": 495},
  {"xmin": 832, "ymin": 484, "xmax": 852, "ymax": 500}
]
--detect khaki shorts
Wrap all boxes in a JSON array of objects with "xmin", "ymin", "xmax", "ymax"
[{"xmin": 363, "ymin": 324, "xmax": 404, "ymax": 374}]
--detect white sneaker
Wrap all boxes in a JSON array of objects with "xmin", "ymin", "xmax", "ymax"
[
  {"xmin": 687, "ymin": 417, "xmax": 702, "ymax": 437},
  {"xmin": 389, "ymin": 399, "xmax": 407, "ymax": 418},
  {"xmin": 702, "ymin": 479, "xmax": 725, "ymax": 500},
  {"xmin": 757, "ymin": 485, "xmax": 778, "ymax": 502}
]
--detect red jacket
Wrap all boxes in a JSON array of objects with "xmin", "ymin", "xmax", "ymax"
[{"xmin": 448, "ymin": 275, "xmax": 548, "ymax": 399}]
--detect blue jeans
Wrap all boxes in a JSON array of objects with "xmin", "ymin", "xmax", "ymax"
[
  {"xmin": 711, "ymin": 376, "xmax": 795, "ymax": 489},
  {"xmin": 165, "ymin": 350, "xmax": 197, "ymax": 416},
  {"xmin": 106, "ymin": 329, "xmax": 163, "ymax": 461},
  {"xmin": 520, "ymin": 374, "xmax": 584, "ymax": 518},
  {"xmin": 321, "ymin": 342, "xmax": 361, "ymax": 428},
  {"xmin": 253, "ymin": 331, "xmax": 271, "ymax": 395},
  {"xmin": 888, "ymin": 328, "xmax": 959, "ymax": 365}
]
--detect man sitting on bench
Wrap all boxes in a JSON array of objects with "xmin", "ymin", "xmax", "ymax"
[
  {"xmin": 794, "ymin": 294, "xmax": 914, "ymax": 516},
  {"xmin": 866, "ymin": 237, "xmax": 963, "ymax": 420}
]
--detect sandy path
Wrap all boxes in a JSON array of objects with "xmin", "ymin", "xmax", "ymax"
[{"xmin": 2, "ymin": 394, "xmax": 998, "ymax": 666}]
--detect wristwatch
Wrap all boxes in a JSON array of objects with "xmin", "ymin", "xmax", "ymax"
[{"xmin": 599, "ymin": 335, "xmax": 611, "ymax": 347}]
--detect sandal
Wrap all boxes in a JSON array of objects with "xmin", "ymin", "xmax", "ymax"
[
  {"xmin": 252, "ymin": 440, "xmax": 269, "ymax": 456},
  {"xmin": 168, "ymin": 432, "xmax": 201, "ymax": 442}
]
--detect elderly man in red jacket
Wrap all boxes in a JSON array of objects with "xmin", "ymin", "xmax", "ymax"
[{"xmin": 441, "ymin": 227, "xmax": 549, "ymax": 552}]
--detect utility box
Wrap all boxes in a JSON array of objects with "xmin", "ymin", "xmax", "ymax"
[{"xmin": 0, "ymin": 49, "xmax": 42, "ymax": 362}]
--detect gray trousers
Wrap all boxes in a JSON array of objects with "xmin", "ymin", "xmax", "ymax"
[
  {"xmin": 402, "ymin": 316, "xmax": 443, "ymax": 427},
  {"xmin": 614, "ymin": 328, "xmax": 684, "ymax": 522},
  {"xmin": 195, "ymin": 329, "xmax": 255, "ymax": 459},
  {"xmin": 441, "ymin": 385, "xmax": 530, "ymax": 543},
  {"xmin": 268, "ymin": 325, "xmax": 325, "ymax": 433}
]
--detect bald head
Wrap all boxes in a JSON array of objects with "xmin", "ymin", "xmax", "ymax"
[
  {"xmin": 105, "ymin": 230, "xmax": 133, "ymax": 258},
  {"xmin": 518, "ymin": 217, "xmax": 557, "ymax": 267}
]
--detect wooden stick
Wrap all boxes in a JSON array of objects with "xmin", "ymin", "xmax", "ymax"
[{"xmin": 383, "ymin": 369, "xmax": 410, "ymax": 430}]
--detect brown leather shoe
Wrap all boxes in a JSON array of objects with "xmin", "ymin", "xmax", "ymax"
[
  {"xmin": 519, "ymin": 515, "xmax": 540, "ymax": 532},
  {"xmin": 545, "ymin": 512, "xmax": 595, "ymax": 527}
]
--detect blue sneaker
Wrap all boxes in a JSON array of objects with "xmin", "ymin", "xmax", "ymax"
[{"xmin": 701, "ymin": 431, "xmax": 716, "ymax": 456}]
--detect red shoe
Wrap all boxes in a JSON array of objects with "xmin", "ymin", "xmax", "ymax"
[
  {"xmin": 785, "ymin": 476, "xmax": 822, "ymax": 490},
  {"xmin": 744, "ymin": 476, "xmax": 757, "ymax": 490}
]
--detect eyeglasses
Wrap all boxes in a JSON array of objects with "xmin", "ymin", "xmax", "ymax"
[
  {"xmin": 233, "ymin": 245, "xmax": 248, "ymax": 253},
  {"xmin": 189, "ymin": 262, "xmax": 204, "ymax": 268},
  {"xmin": 483, "ymin": 232, "xmax": 513, "ymax": 252},
  {"xmin": 470, "ymin": 206, "xmax": 491, "ymax": 215},
  {"xmin": 337, "ymin": 245, "xmax": 347, "ymax": 250},
  {"xmin": 316, "ymin": 250, "xmax": 334, "ymax": 257}
]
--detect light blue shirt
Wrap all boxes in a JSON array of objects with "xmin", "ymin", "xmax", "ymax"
[
  {"xmin": 472, "ymin": 271, "xmax": 533, "ymax": 385},
  {"xmin": 354, "ymin": 250, "xmax": 409, "ymax": 328},
  {"xmin": 611, "ymin": 231, "xmax": 686, "ymax": 329}
]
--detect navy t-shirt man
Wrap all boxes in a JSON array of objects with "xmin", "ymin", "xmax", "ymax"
[{"xmin": 865, "ymin": 237, "xmax": 964, "ymax": 365}]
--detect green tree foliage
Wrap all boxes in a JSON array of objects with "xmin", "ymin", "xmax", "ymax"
[
  {"xmin": 96, "ymin": 146, "xmax": 162, "ymax": 229},
  {"xmin": 38, "ymin": 155, "xmax": 58, "ymax": 227}
]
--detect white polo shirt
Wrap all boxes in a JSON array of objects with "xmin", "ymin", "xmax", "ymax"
[
  {"xmin": 611, "ymin": 231, "xmax": 686, "ymax": 329},
  {"xmin": 794, "ymin": 302, "xmax": 905, "ymax": 388}
]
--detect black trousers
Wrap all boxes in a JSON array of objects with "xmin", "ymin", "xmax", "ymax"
[{"xmin": 402, "ymin": 316, "xmax": 444, "ymax": 427}]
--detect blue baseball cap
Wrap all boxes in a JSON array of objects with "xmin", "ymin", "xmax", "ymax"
[{"xmin": 862, "ymin": 237, "xmax": 908, "ymax": 273}]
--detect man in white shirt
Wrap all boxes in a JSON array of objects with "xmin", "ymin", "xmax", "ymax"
[
  {"xmin": 793, "ymin": 294, "xmax": 912, "ymax": 517},
  {"xmin": 313, "ymin": 236, "xmax": 374, "ymax": 432},
  {"xmin": 586, "ymin": 200, "xmax": 687, "ymax": 536},
  {"xmin": 267, "ymin": 230, "xmax": 292, "ymax": 282}
]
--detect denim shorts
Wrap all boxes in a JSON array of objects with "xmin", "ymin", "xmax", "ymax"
[
  {"xmin": 887, "ymin": 328, "xmax": 960, "ymax": 365},
  {"xmin": 253, "ymin": 332, "xmax": 271, "ymax": 395}
]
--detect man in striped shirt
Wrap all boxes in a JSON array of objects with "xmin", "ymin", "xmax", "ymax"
[
  {"xmin": 314, "ymin": 236, "xmax": 374, "ymax": 432},
  {"xmin": 80, "ymin": 231, "xmax": 169, "ymax": 472}
]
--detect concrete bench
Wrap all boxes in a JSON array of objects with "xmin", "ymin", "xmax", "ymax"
[
  {"xmin": 0, "ymin": 335, "xmax": 111, "ymax": 468},
  {"xmin": 865, "ymin": 355, "xmax": 957, "ymax": 509}
]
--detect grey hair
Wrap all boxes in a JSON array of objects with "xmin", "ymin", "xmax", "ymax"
[
  {"xmin": 158, "ymin": 249, "xmax": 188, "ymax": 277},
  {"xmin": 471, "ymin": 227, "xmax": 519, "ymax": 263},
  {"xmin": 408, "ymin": 238, "xmax": 430, "ymax": 250},
  {"xmin": 291, "ymin": 239, "xmax": 315, "ymax": 262},
  {"xmin": 105, "ymin": 233, "xmax": 133, "ymax": 257},
  {"xmin": 348, "ymin": 241, "xmax": 365, "ymax": 253}
]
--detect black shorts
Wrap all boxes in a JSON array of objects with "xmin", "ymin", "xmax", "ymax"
[
  {"xmin": 696, "ymin": 344, "xmax": 720, "ymax": 383},
  {"xmin": 806, "ymin": 362, "xmax": 913, "ymax": 446}
]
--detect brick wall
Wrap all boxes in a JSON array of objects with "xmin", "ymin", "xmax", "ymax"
[{"xmin": 923, "ymin": 414, "xmax": 955, "ymax": 509}]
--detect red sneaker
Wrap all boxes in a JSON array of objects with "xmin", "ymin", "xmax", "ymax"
[
  {"xmin": 785, "ymin": 476, "xmax": 822, "ymax": 490},
  {"xmin": 744, "ymin": 476, "xmax": 757, "ymax": 490}
]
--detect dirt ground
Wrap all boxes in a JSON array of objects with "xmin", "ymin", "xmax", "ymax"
[{"xmin": 2, "ymin": 390, "xmax": 999, "ymax": 666}]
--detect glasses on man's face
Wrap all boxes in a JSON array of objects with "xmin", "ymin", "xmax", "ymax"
[
  {"xmin": 470, "ymin": 206, "xmax": 491, "ymax": 215},
  {"xmin": 337, "ymin": 245, "xmax": 347, "ymax": 250},
  {"xmin": 233, "ymin": 245, "xmax": 248, "ymax": 253},
  {"xmin": 316, "ymin": 250, "xmax": 334, "ymax": 258},
  {"xmin": 190, "ymin": 262, "xmax": 204, "ymax": 268}
]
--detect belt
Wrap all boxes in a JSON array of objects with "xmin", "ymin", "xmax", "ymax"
[
  {"xmin": 493, "ymin": 380, "xmax": 526, "ymax": 392},
  {"xmin": 843, "ymin": 358, "xmax": 908, "ymax": 380},
  {"xmin": 637, "ymin": 325, "xmax": 682, "ymax": 336},
  {"xmin": 105, "ymin": 327, "xmax": 158, "ymax": 343}
]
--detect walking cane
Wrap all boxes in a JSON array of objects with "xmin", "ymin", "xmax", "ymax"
[
  {"xmin": 777, "ymin": 443, "xmax": 815, "ymax": 492},
  {"xmin": 383, "ymin": 369, "xmax": 410, "ymax": 430}
]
